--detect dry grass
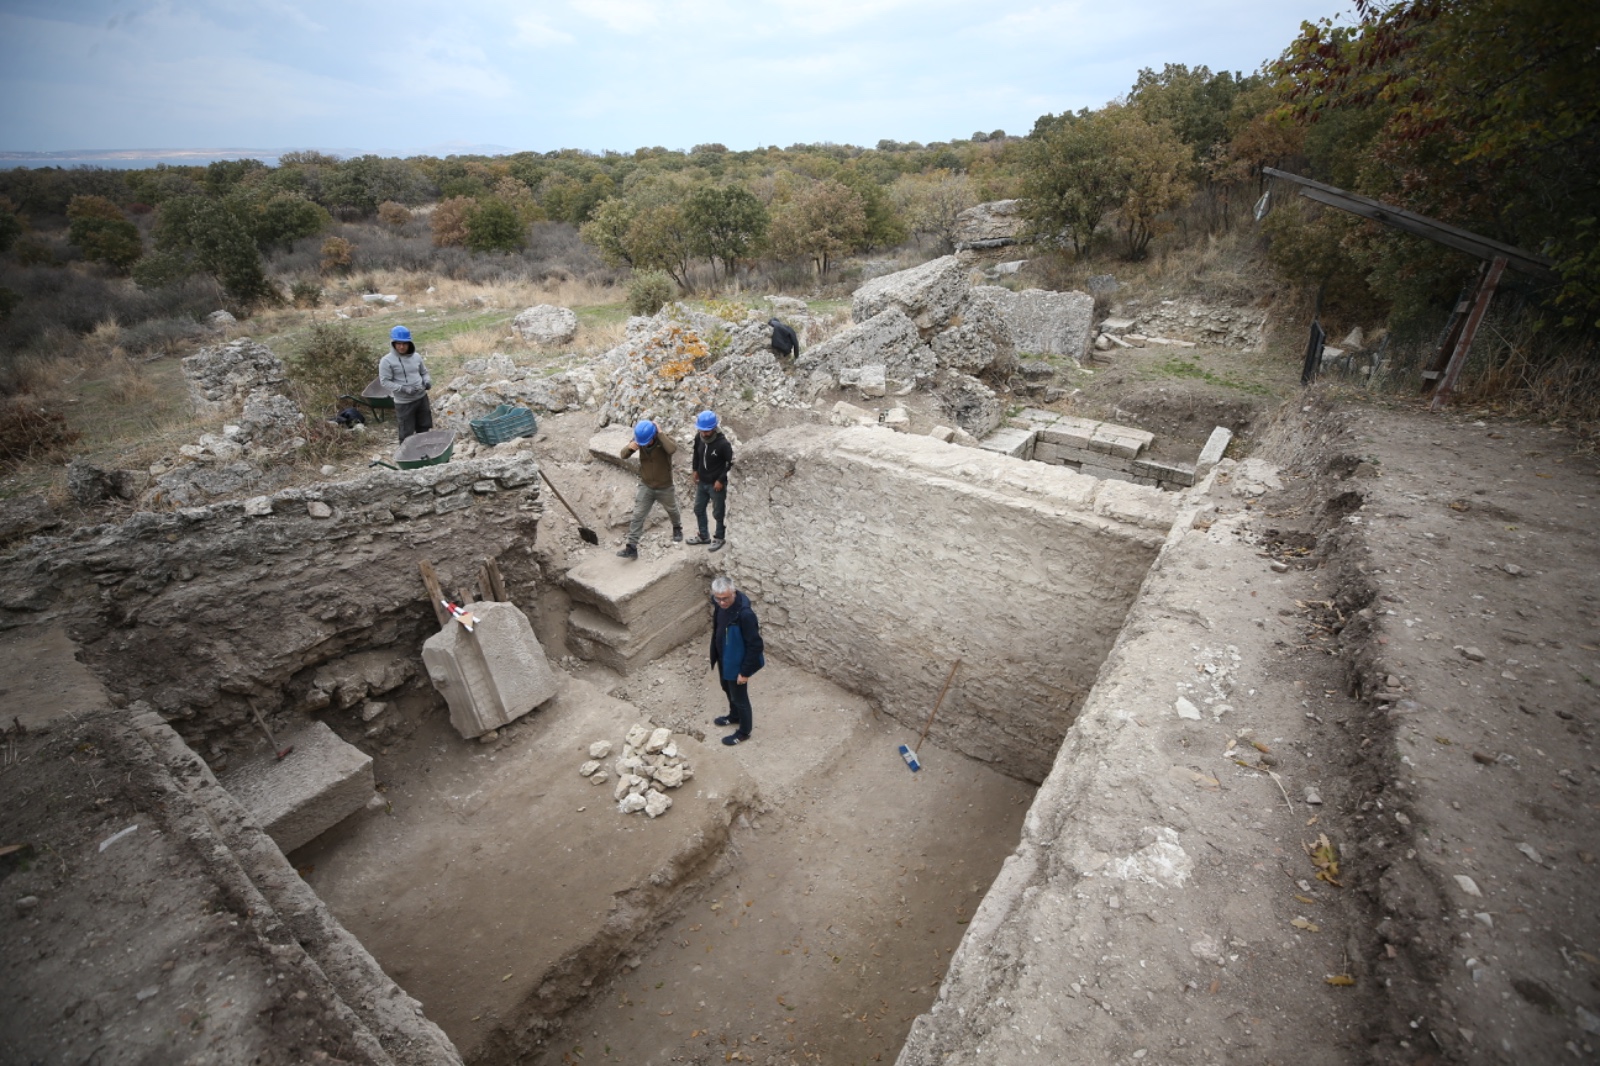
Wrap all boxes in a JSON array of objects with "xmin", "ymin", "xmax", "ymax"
[
  {"xmin": 106, "ymin": 355, "xmax": 161, "ymax": 406},
  {"xmin": 336, "ymin": 272, "xmax": 618, "ymax": 313}
]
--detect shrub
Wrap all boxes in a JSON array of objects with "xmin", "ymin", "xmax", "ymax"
[
  {"xmin": 0, "ymin": 196, "xmax": 25, "ymax": 254},
  {"xmin": 628, "ymin": 269, "xmax": 675, "ymax": 315},
  {"xmin": 0, "ymin": 397, "xmax": 81, "ymax": 466},
  {"xmin": 377, "ymin": 200, "xmax": 412, "ymax": 226},
  {"xmin": 118, "ymin": 316, "xmax": 208, "ymax": 355},
  {"xmin": 67, "ymin": 195, "xmax": 143, "ymax": 271},
  {"xmin": 431, "ymin": 197, "xmax": 474, "ymax": 247},
  {"xmin": 290, "ymin": 278, "xmax": 323, "ymax": 307},
  {"xmin": 287, "ymin": 321, "xmax": 376, "ymax": 413},
  {"xmin": 320, "ymin": 236, "xmax": 353, "ymax": 274},
  {"xmin": 466, "ymin": 199, "xmax": 525, "ymax": 253}
]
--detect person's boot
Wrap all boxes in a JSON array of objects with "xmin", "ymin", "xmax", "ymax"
[
  {"xmin": 671, "ymin": 526, "xmax": 683, "ymax": 543},
  {"xmin": 616, "ymin": 542, "xmax": 638, "ymax": 559},
  {"xmin": 686, "ymin": 533, "xmax": 710, "ymax": 546},
  {"xmin": 709, "ymin": 538, "xmax": 725, "ymax": 553}
]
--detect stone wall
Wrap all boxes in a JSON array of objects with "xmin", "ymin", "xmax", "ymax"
[
  {"xmin": 0, "ymin": 456, "xmax": 544, "ymax": 751},
  {"xmin": 725, "ymin": 426, "xmax": 1175, "ymax": 783}
]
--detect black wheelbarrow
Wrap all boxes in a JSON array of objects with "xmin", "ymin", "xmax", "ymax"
[{"xmin": 370, "ymin": 430, "xmax": 455, "ymax": 470}]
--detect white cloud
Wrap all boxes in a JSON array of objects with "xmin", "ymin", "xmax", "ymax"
[
  {"xmin": 512, "ymin": 14, "xmax": 575, "ymax": 47},
  {"xmin": 568, "ymin": 0, "xmax": 659, "ymax": 34}
]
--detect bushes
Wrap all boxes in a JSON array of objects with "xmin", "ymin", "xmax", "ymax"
[
  {"xmin": 289, "ymin": 278, "xmax": 323, "ymax": 307},
  {"xmin": 465, "ymin": 199, "xmax": 526, "ymax": 253},
  {"xmin": 0, "ymin": 397, "xmax": 81, "ymax": 466},
  {"xmin": 66, "ymin": 195, "xmax": 142, "ymax": 271},
  {"xmin": 377, "ymin": 200, "xmax": 412, "ymax": 226},
  {"xmin": 628, "ymin": 270, "xmax": 675, "ymax": 315},
  {"xmin": 431, "ymin": 197, "xmax": 474, "ymax": 247},
  {"xmin": 320, "ymin": 236, "xmax": 353, "ymax": 274},
  {"xmin": 286, "ymin": 321, "xmax": 375, "ymax": 413}
]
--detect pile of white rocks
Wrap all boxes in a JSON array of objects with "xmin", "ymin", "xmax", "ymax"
[{"xmin": 577, "ymin": 723, "xmax": 695, "ymax": 819}]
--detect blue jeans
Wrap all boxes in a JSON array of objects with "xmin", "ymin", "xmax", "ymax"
[
  {"xmin": 694, "ymin": 481, "xmax": 727, "ymax": 540},
  {"xmin": 720, "ymin": 675, "xmax": 753, "ymax": 737},
  {"xmin": 626, "ymin": 483, "xmax": 681, "ymax": 545}
]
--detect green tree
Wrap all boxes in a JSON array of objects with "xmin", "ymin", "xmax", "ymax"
[
  {"xmin": 1020, "ymin": 110, "xmax": 1124, "ymax": 256},
  {"xmin": 0, "ymin": 196, "xmax": 22, "ymax": 254},
  {"xmin": 66, "ymin": 194, "xmax": 142, "ymax": 271},
  {"xmin": 1104, "ymin": 108, "xmax": 1194, "ymax": 259},
  {"xmin": 136, "ymin": 195, "xmax": 274, "ymax": 304},
  {"xmin": 579, "ymin": 197, "xmax": 640, "ymax": 267},
  {"xmin": 232, "ymin": 190, "xmax": 330, "ymax": 249},
  {"xmin": 767, "ymin": 180, "xmax": 867, "ymax": 280},
  {"xmin": 684, "ymin": 185, "xmax": 768, "ymax": 282},
  {"xmin": 890, "ymin": 171, "xmax": 974, "ymax": 252},
  {"xmin": 465, "ymin": 198, "xmax": 525, "ymax": 252},
  {"xmin": 838, "ymin": 169, "xmax": 907, "ymax": 251}
]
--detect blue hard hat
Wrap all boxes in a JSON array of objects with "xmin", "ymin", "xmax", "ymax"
[
  {"xmin": 390, "ymin": 325, "xmax": 412, "ymax": 343},
  {"xmin": 633, "ymin": 420, "xmax": 657, "ymax": 446},
  {"xmin": 695, "ymin": 410, "xmax": 719, "ymax": 432}
]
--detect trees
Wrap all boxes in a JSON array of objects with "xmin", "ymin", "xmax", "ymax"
[
  {"xmin": 135, "ymin": 196, "xmax": 274, "ymax": 305},
  {"xmin": 683, "ymin": 185, "xmax": 768, "ymax": 282},
  {"xmin": 66, "ymin": 195, "xmax": 142, "ymax": 271},
  {"xmin": 767, "ymin": 180, "xmax": 867, "ymax": 280},
  {"xmin": 465, "ymin": 198, "xmax": 525, "ymax": 253},
  {"xmin": 1020, "ymin": 110, "xmax": 1124, "ymax": 256},
  {"xmin": 1103, "ymin": 108, "xmax": 1194, "ymax": 259},
  {"xmin": 890, "ymin": 171, "xmax": 974, "ymax": 252}
]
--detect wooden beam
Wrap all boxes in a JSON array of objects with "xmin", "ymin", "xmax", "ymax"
[
  {"xmin": 1264, "ymin": 168, "xmax": 1556, "ymax": 278},
  {"xmin": 417, "ymin": 561, "xmax": 451, "ymax": 629},
  {"xmin": 484, "ymin": 558, "xmax": 508, "ymax": 603},
  {"xmin": 1430, "ymin": 256, "xmax": 1508, "ymax": 410}
]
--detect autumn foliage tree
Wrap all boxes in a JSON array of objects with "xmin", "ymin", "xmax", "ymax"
[{"xmin": 767, "ymin": 180, "xmax": 867, "ymax": 280}]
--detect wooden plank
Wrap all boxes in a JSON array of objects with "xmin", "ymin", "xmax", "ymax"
[
  {"xmin": 417, "ymin": 561, "xmax": 451, "ymax": 629},
  {"xmin": 477, "ymin": 565, "xmax": 495, "ymax": 604},
  {"xmin": 485, "ymin": 558, "xmax": 508, "ymax": 603},
  {"xmin": 1430, "ymin": 256, "xmax": 1508, "ymax": 411}
]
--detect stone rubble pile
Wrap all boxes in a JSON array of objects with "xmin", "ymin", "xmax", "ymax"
[
  {"xmin": 182, "ymin": 339, "xmax": 289, "ymax": 410},
  {"xmin": 432, "ymin": 353, "xmax": 600, "ymax": 428},
  {"xmin": 578, "ymin": 723, "xmax": 695, "ymax": 818},
  {"xmin": 1098, "ymin": 298, "xmax": 1265, "ymax": 350}
]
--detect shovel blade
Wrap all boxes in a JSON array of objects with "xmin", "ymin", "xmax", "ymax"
[{"xmin": 579, "ymin": 527, "xmax": 599, "ymax": 545}]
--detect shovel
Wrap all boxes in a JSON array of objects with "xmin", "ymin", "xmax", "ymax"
[
  {"xmin": 900, "ymin": 659, "xmax": 960, "ymax": 772},
  {"xmin": 538, "ymin": 469, "xmax": 600, "ymax": 545}
]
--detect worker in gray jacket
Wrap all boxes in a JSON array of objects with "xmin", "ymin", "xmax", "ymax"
[{"xmin": 378, "ymin": 325, "xmax": 432, "ymax": 442}]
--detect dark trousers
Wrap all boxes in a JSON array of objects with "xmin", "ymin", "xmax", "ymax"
[
  {"xmin": 719, "ymin": 676, "xmax": 753, "ymax": 738},
  {"xmin": 396, "ymin": 396, "xmax": 433, "ymax": 442},
  {"xmin": 693, "ymin": 481, "xmax": 727, "ymax": 540}
]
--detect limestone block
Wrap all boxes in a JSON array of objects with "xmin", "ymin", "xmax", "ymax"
[
  {"xmin": 587, "ymin": 429, "xmax": 636, "ymax": 471},
  {"xmin": 977, "ymin": 427, "xmax": 1035, "ymax": 460},
  {"xmin": 798, "ymin": 306, "xmax": 934, "ymax": 386},
  {"xmin": 931, "ymin": 287, "xmax": 1017, "ymax": 376},
  {"xmin": 953, "ymin": 200, "xmax": 1025, "ymax": 249},
  {"xmin": 883, "ymin": 407, "xmax": 911, "ymax": 432},
  {"xmin": 989, "ymin": 288, "xmax": 1094, "ymax": 361},
  {"xmin": 644, "ymin": 791, "xmax": 673, "ymax": 818},
  {"xmin": 1032, "ymin": 441, "xmax": 1083, "ymax": 465},
  {"xmin": 1195, "ymin": 426, "xmax": 1233, "ymax": 479},
  {"xmin": 1038, "ymin": 417, "xmax": 1100, "ymax": 449},
  {"xmin": 589, "ymin": 740, "xmax": 612, "ymax": 759},
  {"xmin": 1011, "ymin": 408, "xmax": 1061, "ymax": 429},
  {"xmin": 512, "ymin": 304, "xmax": 579, "ymax": 346},
  {"xmin": 1092, "ymin": 479, "xmax": 1180, "ymax": 532},
  {"xmin": 831, "ymin": 401, "xmax": 877, "ymax": 427},
  {"xmin": 644, "ymin": 727, "xmax": 671, "ymax": 753},
  {"xmin": 1090, "ymin": 425, "xmax": 1154, "ymax": 459},
  {"xmin": 565, "ymin": 549, "xmax": 706, "ymax": 629},
  {"xmin": 618, "ymin": 793, "xmax": 647, "ymax": 813},
  {"xmin": 933, "ymin": 371, "xmax": 1002, "ymax": 439},
  {"xmin": 422, "ymin": 601, "xmax": 559, "ymax": 739},
  {"xmin": 566, "ymin": 599, "xmax": 710, "ymax": 675},
  {"xmin": 928, "ymin": 426, "xmax": 956, "ymax": 443},
  {"xmin": 858, "ymin": 365, "xmax": 887, "ymax": 398},
  {"xmin": 579, "ymin": 760, "xmax": 601, "ymax": 777},
  {"xmin": 851, "ymin": 255, "xmax": 969, "ymax": 331},
  {"xmin": 222, "ymin": 718, "xmax": 374, "ymax": 853},
  {"xmin": 1133, "ymin": 458, "xmax": 1196, "ymax": 487},
  {"xmin": 1100, "ymin": 317, "xmax": 1136, "ymax": 334}
]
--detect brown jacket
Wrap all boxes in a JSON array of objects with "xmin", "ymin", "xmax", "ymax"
[{"xmin": 621, "ymin": 433, "xmax": 677, "ymax": 488}]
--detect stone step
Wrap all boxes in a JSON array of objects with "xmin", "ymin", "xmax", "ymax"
[
  {"xmin": 565, "ymin": 548, "xmax": 706, "ymax": 628},
  {"xmin": 568, "ymin": 600, "xmax": 710, "ymax": 675},
  {"xmin": 222, "ymin": 718, "xmax": 375, "ymax": 853}
]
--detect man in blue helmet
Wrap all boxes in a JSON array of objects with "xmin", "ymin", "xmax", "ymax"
[
  {"xmin": 616, "ymin": 419, "xmax": 682, "ymax": 559},
  {"xmin": 685, "ymin": 410, "xmax": 733, "ymax": 552},
  {"xmin": 378, "ymin": 325, "xmax": 433, "ymax": 442}
]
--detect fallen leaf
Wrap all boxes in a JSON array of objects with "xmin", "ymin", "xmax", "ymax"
[
  {"xmin": 1251, "ymin": 740, "xmax": 1272, "ymax": 754},
  {"xmin": 1305, "ymin": 833, "xmax": 1342, "ymax": 887},
  {"xmin": 658, "ymin": 1009, "xmax": 673, "ymax": 1016},
  {"xmin": 1207, "ymin": 977, "xmax": 1221, "ymax": 994},
  {"xmin": 1576, "ymin": 951, "xmax": 1599, "ymax": 965},
  {"xmin": 0, "ymin": 844, "xmax": 27, "ymax": 858},
  {"xmin": 1291, "ymin": 917, "xmax": 1320, "ymax": 932},
  {"xmin": 1294, "ymin": 894, "xmax": 1317, "ymax": 905},
  {"xmin": 500, "ymin": 973, "xmax": 513, "ymax": 982},
  {"xmin": 1325, "ymin": 974, "xmax": 1356, "ymax": 987}
]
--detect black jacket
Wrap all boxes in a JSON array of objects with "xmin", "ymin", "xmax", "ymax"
[
  {"xmin": 711, "ymin": 591, "xmax": 764, "ymax": 679},
  {"xmin": 693, "ymin": 431, "xmax": 734, "ymax": 485},
  {"xmin": 768, "ymin": 318, "xmax": 799, "ymax": 358}
]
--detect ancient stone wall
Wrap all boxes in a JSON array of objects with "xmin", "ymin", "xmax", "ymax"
[
  {"xmin": 727, "ymin": 426, "xmax": 1175, "ymax": 782},
  {"xmin": 0, "ymin": 456, "xmax": 543, "ymax": 751}
]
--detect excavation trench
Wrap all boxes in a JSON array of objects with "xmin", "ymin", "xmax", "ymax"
[{"xmin": 283, "ymin": 425, "xmax": 1172, "ymax": 1064}]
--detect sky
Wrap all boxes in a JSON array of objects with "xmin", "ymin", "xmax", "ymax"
[{"xmin": 0, "ymin": 0, "xmax": 1354, "ymax": 158}]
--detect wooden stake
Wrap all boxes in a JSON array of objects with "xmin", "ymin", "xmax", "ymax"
[
  {"xmin": 485, "ymin": 558, "xmax": 508, "ymax": 602},
  {"xmin": 417, "ymin": 561, "xmax": 450, "ymax": 629},
  {"xmin": 1430, "ymin": 255, "xmax": 1507, "ymax": 410}
]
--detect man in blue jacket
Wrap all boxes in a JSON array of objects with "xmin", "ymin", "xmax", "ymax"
[{"xmin": 709, "ymin": 575, "xmax": 764, "ymax": 746}]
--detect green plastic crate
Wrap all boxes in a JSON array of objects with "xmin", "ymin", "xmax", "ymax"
[{"xmin": 470, "ymin": 404, "xmax": 538, "ymax": 446}]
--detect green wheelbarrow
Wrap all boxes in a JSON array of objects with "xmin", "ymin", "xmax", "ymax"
[
  {"xmin": 369, "ymin": 430, "xmax": 455, "ymax": 470},
  {"xmin": 338, "ymin": 379, "xmax": 397, "ymax": 424}
]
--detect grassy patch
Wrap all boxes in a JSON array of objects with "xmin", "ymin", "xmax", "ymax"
[{"xmin": 1150, "ymin": 354, "xmax": 1276, "ymax": 396}]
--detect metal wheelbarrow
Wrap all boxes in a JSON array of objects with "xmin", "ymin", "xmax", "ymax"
[
  {"xmin": 370, "ymin": 429, "xmax": 455, "ymax": 470},
  {"xmin": 338, "ymin": 378, "xmax": 397, "ymax": 423}
]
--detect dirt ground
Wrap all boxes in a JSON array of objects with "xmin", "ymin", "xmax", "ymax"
[{"xmin": 4, "ymin": 328, "xmax": 1599, "ymax": 1064}]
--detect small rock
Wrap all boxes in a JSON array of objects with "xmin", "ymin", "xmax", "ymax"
[
  {"xmin": 1453, "ymin": 874, "xmax": 1483, "ymax": 897},
  {"xmin": 365, "ymin": 794, "xmax": 388, "ymax": 811},
  {"xmin": 1385, "ymin": 674, "xmax": 1401, "ymax": 688},
  {"xmin": 1515, "ymin": 842, "xmax": 1542, "ymax": 864},
  {"xmin": 479, "ymin": 730, "xmax": 499, "ymax": 744},
  {"xmin": 243, "ymin": 496, "xmax": 273, "ymax": 517},
  {"xmin": 654, "ymin": 764, "xmax": 686, "ymax": 789},
  {"xmin": 578, "ymin": 760, "xmax": 601, "ymax": 778},
  {"xmin": 590, "ymin": 772, "xmax": 609, "ymax": 786},
  {"xmin": 359, "ymin": 701, "xmax": 388, "ymax": 722},
  {"xmin": 135, "ymin": 985, "xmax": 161, "ymax": 1002},
  {"xmin": 644, "ymin": 791, "xmax": 673, "ymax": 818},
  {"xmin": 589, "ymin": 740, "xmax": 612, "ymax": 759},
  {"xmin": 1474, "ymin": 912, "xmax": 1494, "ymax": 929},
  {"xmin": 15, "ymin": 896, "xmax": 39, "ymax": 915},
  {"xmin": 320, "ymin": 465, "xmax": 337, "ymax": 476},
  {"xmin": 1460, "ymin": 647, "xmax": 1487, "ymax": 662},
  {"xmin": 1270, "ymin": 561, "xmax": 1289, "ymax": 573},
  {"xmin": 1503, "ymin": 564, "xmax": 1523, "ymax": 576},
  {"xmin": 1304, "ymin": 788, "xmax": 1323, "ymax": 806},
  {"xmin": 307, "ymin": 501, "xmax": 333, "ymax": 519},
  {"xmin": 644, "ymin": 727, "xmax": 672, "ymax": 754},
  {"xmin": 618, "ymin": 793, "xmax": 647, "ymax": 814},
  {"xmin": 625, "ymin": 723, "xmax": 650, "ymax": 749},
  {"xmin": 1175, "ymin": 697, "xmax": 1202, "ymax": 721},
  {"xmin": 1394, "ymin": 811, "xmax": 1411, "ymax": 826}
]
